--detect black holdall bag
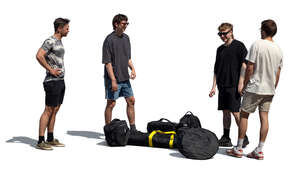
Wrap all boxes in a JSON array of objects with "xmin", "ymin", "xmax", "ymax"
[
  {"xmin": 128, "ymin": 130, "xmax": 177, "ymax": 148},
  {"xmin": 177, "ymin": 127, "xmax": 219, "ymax": 160},
  {"xmin": 147, "ymin": 118, "xmax": 178, "ymax": 133},
  {"xmin": 178, "ymin": 111, "xmax": 201, "ymax": 129},
  {"xmin": 103, "ymin": 119, "xmax": 130, "ymax": 146}
]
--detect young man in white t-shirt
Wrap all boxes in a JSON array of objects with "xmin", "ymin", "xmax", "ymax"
[{"xmin": 227, "ymin": 19, "xmax": 283, "ymax": 160}]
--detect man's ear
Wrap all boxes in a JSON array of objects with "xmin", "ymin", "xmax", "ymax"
[{"xmin": 114, "ymin": 22, "xmax": 118, "ymax": 29}]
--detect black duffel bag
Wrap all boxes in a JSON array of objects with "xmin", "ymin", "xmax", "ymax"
[
  {"xmin": 177, "ymin": 111, "xmax": 201, "ymax": 129},
  {"xmin": 147, "ymin": 118, "xmax": 178, "ymax": 133},
  {"xmin": 103, "ymin": 119, "xmax": 130, "ymax": 146},
  {"xmin": 128, "ymin": 130, "xmax": 177, "ymax": 148},
  {"xmin": 177, "ymin": 127, "xmax": 219, "ymax": 160}
]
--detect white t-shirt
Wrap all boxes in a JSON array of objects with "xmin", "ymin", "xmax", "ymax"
[{"xmin": 245, "ymin": 39, "xmax": 283, "ymax": 95}]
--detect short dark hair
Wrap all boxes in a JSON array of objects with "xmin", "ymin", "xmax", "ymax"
[
  {"xmin": 112, "ymin": 14, "xmax": 128, "ymax": 30},
  {"xmin": 261, "ymin": 19, "xmax": 277, "ymax": 37},
  {"xmin": 54, "ymin": 18, "xmax": 70, "ymax": 32}
]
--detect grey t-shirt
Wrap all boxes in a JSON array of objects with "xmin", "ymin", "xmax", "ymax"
[
  {"xmin": 102, "ymin": 31, "xmax": 131, "ymax": 82},
  {"xmin": 41, "ymin": 36, "xmax": 65, "ymax": 82}
]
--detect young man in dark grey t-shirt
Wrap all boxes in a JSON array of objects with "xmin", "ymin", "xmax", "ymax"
[
  {"xmin": 102, "ymin": 14, "xmax": 137, "ymax": 132},
  {"xmin": 36, "ymin": 18, "xmax": 70, "ymax": 150}
]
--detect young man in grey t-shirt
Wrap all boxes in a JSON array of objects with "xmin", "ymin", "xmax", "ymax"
[
  {"xmin": 102, "ymin": 14, "xmax": 137, "ymax": 132},
  {"xmin": 36, "ymin": 18, "xmax": 70, "ymax": 150},
  {"xmin": 227, "ymin": 19, "xmax": 283, "ymax": 160}
]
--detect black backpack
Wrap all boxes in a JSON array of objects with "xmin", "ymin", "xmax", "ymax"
[
  {"xmin": 177, "ymin": 127, "xmax": 219, "ymax": 160},
  {"xmin": 103, "ymin": 119, "xmax": 130, "ymax": 146},
  {"xmin": 178, "ymin": 111, "xmax": 201, "ymax": 129},
  {"xmin": 147, "ymin": 118, "xmax": 178, "ymax": 133}
]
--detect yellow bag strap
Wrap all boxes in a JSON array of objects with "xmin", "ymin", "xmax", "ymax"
[{"xmin": 148, "ymin": 130, "xmax": 176, "ymax": 148}]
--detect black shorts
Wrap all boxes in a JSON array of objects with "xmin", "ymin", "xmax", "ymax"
[
  {"xmin": 43, "ymin": 80, "xmax": 65, "ymax": 107},
  {"xmin": 218, "ymin": 87, "xmax": 241, "ymax": 112}
]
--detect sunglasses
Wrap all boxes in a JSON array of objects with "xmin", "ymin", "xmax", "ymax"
[
  {"xmin": 120, "ymin": 22, "xmax": 129, "ymax": 26},
  {"xmin": 218, "ymin": 31, "xmax": 230, "ymax": 36}
]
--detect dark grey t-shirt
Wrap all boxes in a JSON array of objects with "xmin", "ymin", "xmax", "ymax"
[
  {"xmin": 41, "ymin": 36, "xmax": 65, "ymax": 82},
  {"xmin": 102, "ymin": 31, "xmax": 131, "ymax": 82}
]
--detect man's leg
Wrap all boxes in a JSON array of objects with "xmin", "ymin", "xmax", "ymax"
[
  {"xmin": 226, "ymin": 110, "xmax": 249, "ymax": 157},
  {"xmin": 246, "ymin": 110, "xmax": 268, "ymax": 160},
  {"xmin": 47, "ymin": 105, "xmax": 60, "ymax": 133},
  {"xmin": 237, "ymin": 110, "xmax": 250, "ymax": 148},
  {"xmin": 39, "ymin": 106, "xmax": 55, "ymax": 139},
  {"xmin": 125, "ymin": 96, "xmax": 136, "ymax": 131},
  {"xmin": 219, "ymin": 110, "xmax": 233, "ymax": 147},
  {"xmin": 223, "ymin": 109, "xmax": 231, "ymax": 133},
  {"xmin": 258, "ymin": 111, "xmax": 269, "ymax": 148},
  {"xmin": 37, "ymin": 106, "xmax": 55, "ymax": 150},
  {"xmin": 105, "ymin": 100, "xmax": 116, "ymax": 125},
  {"xmin": 233, "ymin": 111, "xmax": 249, "ymax": 147}
]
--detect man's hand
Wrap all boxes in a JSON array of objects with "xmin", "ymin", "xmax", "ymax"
[
  {"xmin": 238, "ymin": 82, "xmax": 244, "ymax": 96},
  {"xmin": 130, "ymin": 69, "xmax": 136, "ymax": 80},
  {"xmin": 50, "ymin": 68, "xmax": 61, "ymax": 77},
  {"xmin": 111, "ymin": 80, "xmax": 118, "ymax": 92},
  {"xmin": 209, "ymin": 88, "xmax": 216, "ymax": 97}
]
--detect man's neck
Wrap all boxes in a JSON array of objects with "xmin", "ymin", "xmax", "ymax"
[
  {"xmin": 264, "ymin": 37, "xmax": 273, "ymax": 42},
  {"xmin": 225, "ymin": 38, "xmax": 233, "ymax": 46},
  {"xmin": 115, "ymin": 29, "xmax": 123, "ymax": 37},
  {"xmin": 54, "ymin": 33, "xmax": 62, "ymax": 40}
]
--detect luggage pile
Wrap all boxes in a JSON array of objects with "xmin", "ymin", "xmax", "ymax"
[{"xmin": 103, "ymin": 111, "xmax": 219, "ymax": 160}]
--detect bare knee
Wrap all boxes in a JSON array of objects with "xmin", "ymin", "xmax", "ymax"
[
  {"xmin": 223, "ymin": 110, "xmax": 231, "ymax": 117},
  {"xmin": 126, "ymin": 97, "xmax": 135, "ymax": 106},
  {"xmin": 43, "ymin": 106, "xmax": 55, "ymax": 117},
  {"xmin": 106, "ymin": 100, "xmax": 116, "ymax": 109}
]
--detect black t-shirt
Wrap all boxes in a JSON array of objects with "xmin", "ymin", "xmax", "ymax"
[
  {"xmin": 102, "ymin": 31, "xmax": 131, "ymax": 82},
  {"xmin": 214, "ymin": 40, "xmax": 248, "ymax": 88}
]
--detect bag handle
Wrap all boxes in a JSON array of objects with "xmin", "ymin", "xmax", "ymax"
[
  {"xmin": 185, "ymin": 111, "xmax": 194, "ymax": 116},
  {"xmin": 148, "ymin": 130, "xmax": 176, "ymax": 148},
  {"xmin": 158, "ymin": 118, "xmax": 173, "ymax": 123}
]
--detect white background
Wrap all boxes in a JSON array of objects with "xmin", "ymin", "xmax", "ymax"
[{"xmin": 0, "ymin": 0, "xmax": 299, "ymax": 170}]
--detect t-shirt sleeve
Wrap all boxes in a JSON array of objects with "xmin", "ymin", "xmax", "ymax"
[
  {"xmin": 128, "ymin": 37, "xmax": 131, "ymax": 59},
  {"xmin": 214, "ymin": 49, "xmax": 219, "ymax": 74},
  {"xmin": 102, "ymin": 38, "xmax": 112, "ymax": 64},
  {"xmin": 240, "ymin": 42, "xmax": 248, "ymax": 63},
  {"xmin": 41, "ymin": 38, "xmax": 53, "ymax": 53},
  {"xmin": 246, "ymin": 42, "xmax": 257, "ymax": 64}
]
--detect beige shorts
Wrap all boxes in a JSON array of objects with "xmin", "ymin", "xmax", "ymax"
[{"xmin": 241, "ymin": 92, "xmax": 274, "ymax": 113}]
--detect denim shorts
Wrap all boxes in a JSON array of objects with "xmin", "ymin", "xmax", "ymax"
[{"xmin": 105, "ymin": 79, "xmax": 134, "ymax": 100}]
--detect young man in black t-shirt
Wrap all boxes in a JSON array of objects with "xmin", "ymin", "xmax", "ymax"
[
  {"xmin": 209, "ymin": 23, "xmax": 249, "ymax": 148},
  {"xmin": 102, "ymin": 14, "xmax": 137, "ymax": 132}
]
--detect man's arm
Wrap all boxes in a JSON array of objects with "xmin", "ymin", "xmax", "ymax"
[
  {"xmin": 275, "ymin": 67, "xmax": 281, "ymax": 89},
  {"xmin": 209, "ymin": 74, "xmax": 217, "ymax": 97},
  {"xmin": 238, "ymin": 62, "xmax": 247, "ymax": 95},
  {"xmin": 105, "ymin": 63, "xmax": 118, "ymax": 91},
  {"xmin": 243, "ymin": 61, "xmax": 255, "ymax": 90},
  {"xmin": 36, "ymin": 48, "xmax": 60, "ymax": 77},
  {"xmin": 128, "ymin": 59, "xmax": 136, "ymax": 80}
]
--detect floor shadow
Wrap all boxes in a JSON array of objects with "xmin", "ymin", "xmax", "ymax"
[
  {"xmin": 218, "ymin": 147, "xmax": 248, "ymax": 157},
  {"xmin": 97, "ymin": 141, "xmax": 108, "ymax": 146},
  {"xmin": 6, "ymin": 136, "xmax": 36, "ymax": 148},
  {"xmin": 169, "ymin": 151, "xmax": 187, "ymax": 159},
  {"xmin": 67, "ymin": 130, "xmax": 105, "ymax": 140}
]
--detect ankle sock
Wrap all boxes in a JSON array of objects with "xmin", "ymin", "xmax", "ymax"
[
  {"xmin": 38, "ymin": 136, "xmax": 45, "ymax": 144},
  {"xmin": 237, "ymin": 138, "xmax": 244, "ymax": 149},
  {"xmin": 47, "ymin": 132, "xmax": 54, "ymax": 142},
  {"xmin": 130, "ymin": 124, "xmax": 136, "ymax": 131},
  {"xmin": 224, "ymin": 129, "xmax": 230, "ymax": 138},
  {"xmin": 256, "ymin": 141, "xmax": 265, "ymax": 152}
]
